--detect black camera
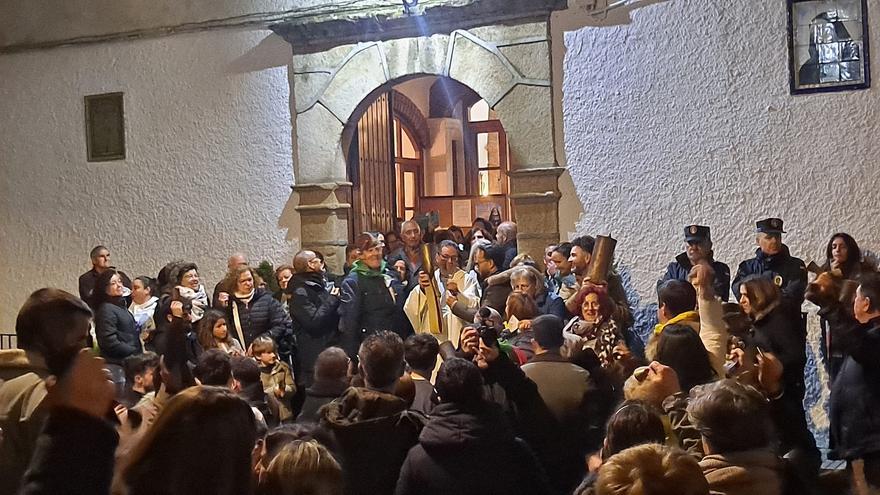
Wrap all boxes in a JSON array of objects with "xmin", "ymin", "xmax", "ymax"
[{"xmin": 476, "ymin": 307, "xmax": 499, "ymax": 348}]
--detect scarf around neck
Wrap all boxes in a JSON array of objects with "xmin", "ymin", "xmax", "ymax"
[
  {"xmin": 234, "ymin": 288, "xmax": 256, "ymax": 304},
  {"xmin": 176, "ymin": 285, "xmax": 208, "ymax": 321},
  {"xmin": 654, "ymin": 310, "xmax": 699, "ymax": 335},
  {"xmin": 351, "ymin": 260, "xmax": 388, "ymax": 278}
]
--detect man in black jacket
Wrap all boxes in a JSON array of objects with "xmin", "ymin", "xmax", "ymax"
[
  {"xmin": 451, "ymin": 243, "xmax": 512, "ymax": 321},
  {"xmin": 288, "ymin": 250, "xmax": 341, "ymax": 388},
  {"xmin": 732, "ymin": 218, "xmax": 807, "ymax": 307},
  {"xmin": 78, "ymin": 245, "xmax": 132, "ymax": 310},
  {"xmin": 658, "ymin": 225, "xmax": 731, "ymax": 302},
  {"xmin": 395, "ymin": 358, "xmax": 553, "ymax": 495},
  {"xmin": 830, "ymin": 273, "xmax": 880, "ymax": 490}
]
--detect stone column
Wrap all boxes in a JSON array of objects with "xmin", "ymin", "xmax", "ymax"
[
  {"xmin": 508, "ymin": 167, "xmax": 563, "ymax": 267},
  {"xmin": 293, "ymin": 182, "xmax": 352, "ymax": 275}
]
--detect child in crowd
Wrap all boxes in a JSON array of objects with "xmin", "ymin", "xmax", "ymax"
[
  {"xmin": 252, "ymin": 335, "xmax": 296, "ymax": 422},
  {"xmin": 196, "ymin": 309, "xmax": 244, "ymax": 356},
  {"xmin": 120, "ymin": 351, "xmax": 160, "ymax": 409},
  {"xmin": 404, "ymin": 334, "xmax": 440, "ymax": 415}
]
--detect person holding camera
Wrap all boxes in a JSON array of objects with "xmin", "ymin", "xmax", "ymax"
[
  {"xmin": 457, "ymin": 315, "xmax": 585, "ymax": 493},
  {"xmin": 287, "ymin": 250, "xmax": 341, "ymax": 389}
]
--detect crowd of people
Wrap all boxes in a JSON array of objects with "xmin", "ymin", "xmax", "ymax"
[{"xmin": 0, "ymin": 215, "xmax": 879, "ymax": 495}]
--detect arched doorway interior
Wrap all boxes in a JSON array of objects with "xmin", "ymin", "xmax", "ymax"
[{"xmin": 347, "ymin": 75, "xmax": 512, "ymax": 240}]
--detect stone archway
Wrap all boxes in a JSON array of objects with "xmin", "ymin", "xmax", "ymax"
[{"xmin": 276, "ymin": 14, "xmax": 563, "ymax": 273}]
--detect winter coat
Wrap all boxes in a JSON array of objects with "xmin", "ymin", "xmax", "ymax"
[
  {"xmin": 500, "ymin": 241, "xmax": 518, "ymax": 271},
  {"xmin": 751, "ymin": 303, "xmax": 806, "ymax": 399},
  {"xmin": 409, "ymin": 372, "xmax": 438, "ymax": 416},
  {"xmin": 750, "ymin": 302, "xmax": 817, "ymax": 459},
  {"xmin": 700, "ymin": 448, "xmax": 785, "ymax": 495},
  {"xmin": 732, "ymin": 245, "xmax": 807, "ymax": 307},
  {"xmin": 394, "ymin": 402, "xmax": 553, "ymax": 495},
  {"xmin": 659, "ymin": 253, "xmax": 731, "ymax": 302},
  {"xmin": 451, "ymin": 271, "xmax": 513, "ymax": 322},
  {"xmin": 535, "ymin": 290, "xmax": 568, "ymax": 319},
  {"xmin": 78, "ymin": 268, "xmax": 132, "ymax": 310},
  {"xmin": 260, "ymin": 360, "xmax": 296, "ymax": 422},
  {"xmin": 829, "ymin": 316, "xmax": 880, "ymax": 460},
  {"xmin": 226, "ymin": 288, "xmax": 293, "ymax": 355},
  {"xmin": 522, "ymin": 351, "xmax": 595, "ymax": 422},
  {"xmin": 320, "ymin": 387, "xmax": 427, "ymax": 495},
  {"xmin": 296, "ymin": 379, "xmax": 348, "ymax": 424},
  {"xmin": 0, "ymin": 351, "xmax": 50, "ymax": 495},
  {"xmin": 522, "ymin": 351, "xmax": 606, "ymax": 460},
  {"xmin": 338, "ymin": 268, "xmax": 411, "ymax": 358},
  {"xmin": 95, "ymin": 301, "xmax": 142, "ymax": 365},
  {"xmin": 287, "ymin": 272, "xmax": 340, "ymax": 387}
]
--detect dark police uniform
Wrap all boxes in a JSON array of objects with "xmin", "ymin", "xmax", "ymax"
[
  {"xmin": 731, "ymin": 218, "xmax": 807, "ymax": 307},
  {"xmin": 658, "ymin": 225, "xmax": 731, "ymax": 301}
]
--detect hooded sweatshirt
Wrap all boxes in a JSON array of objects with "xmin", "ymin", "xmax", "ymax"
[{"xmin": 320, "ymin": 387, "xmax": 426, "ymax": 495}]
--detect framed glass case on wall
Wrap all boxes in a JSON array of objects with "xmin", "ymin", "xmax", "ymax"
[{"xmin": 787, "ymin": 0, "xmax": 871, "ymax": 94}]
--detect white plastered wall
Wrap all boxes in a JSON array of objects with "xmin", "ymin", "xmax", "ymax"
[
  {"xmin": 562, "ymin": 0, "xmax": 880, "ymax": 445},
  {"xmin": 563, "ymin": 0, "xmax": 880, "ymax": 306},
  {"xmin": 0, "ymin": 29, "xmax": 297, "ymax": 332}
]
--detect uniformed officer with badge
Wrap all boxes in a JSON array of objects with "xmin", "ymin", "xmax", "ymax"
[
  {"xmin": 731, "ymin": 218, "xmax": 808, "ymax": 307},
  {"xmin": 658, "ymin": 224, "xmax": 731, "ymax": 301}
]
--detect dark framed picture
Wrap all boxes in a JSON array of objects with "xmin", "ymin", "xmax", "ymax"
[
  {"xmin": 84, "ymin": 92, "xmax": 125, "ymax": 161},
  {"xmin": 787, "ymin": 0, "xmax": 871, "ymax": 94}
]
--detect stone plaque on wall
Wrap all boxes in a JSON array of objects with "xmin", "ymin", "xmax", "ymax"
[{"xmin": 84, "ymin": 92, "xmax": 125, "ymax": 161}]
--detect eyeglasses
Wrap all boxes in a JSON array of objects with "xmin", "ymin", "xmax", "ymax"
[{"xmin": 438, "ymin": 254, "xmax": 458, "ymax": 262}]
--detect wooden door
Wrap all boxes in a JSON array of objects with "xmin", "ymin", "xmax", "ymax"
[{"xmin": 352, "ymin": 93, "xmax": 396, "ymax": 236}]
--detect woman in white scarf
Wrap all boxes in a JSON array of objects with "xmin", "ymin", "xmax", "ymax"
[
  {"xmin": 129, "ymin": 276, "xmax": 159, "ymax": 342},
  {"xmin": 171, "ymin": 262, "xmax": 209, "ymax": 321}
]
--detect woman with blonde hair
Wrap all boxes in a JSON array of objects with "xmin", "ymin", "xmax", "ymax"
[{"xmin": 261, "ymin": 440, "xmax": 343, "ymax": 495}]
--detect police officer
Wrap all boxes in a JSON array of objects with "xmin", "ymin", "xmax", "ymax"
[
  {"xmin": 658, "ymin": 225, "xmax": 731, "ymax": 301},
  {"xmin": 731, "ymin": 218, "xmax": 807, "ymax": 307}
]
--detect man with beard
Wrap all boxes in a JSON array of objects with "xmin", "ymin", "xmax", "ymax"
[{"xmin": 0, "ymin": 289, "xmax": 92, "ymax": 495}]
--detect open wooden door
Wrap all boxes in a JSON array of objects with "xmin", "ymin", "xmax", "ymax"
[{"xmin": 351, "ymin": 92, "xmax": 396, "ymax": 236}]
